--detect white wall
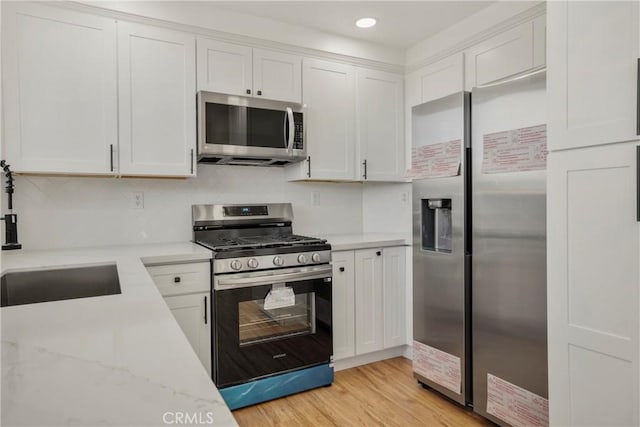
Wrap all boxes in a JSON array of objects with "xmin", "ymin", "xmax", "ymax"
[
  {"xmin": 78, "ymin": 1, "xmax": 403, "ymax": 66},
  {"xmin": 405, "ymin": 1, "xmax": 542, "ymax": 69},
  {"xmin": 362, "ymin": 182, "xmax": 412, "ymax": 235},
  {"xmin": 12, "ymin": 165, "xmax": 363, "ymax": 250}
]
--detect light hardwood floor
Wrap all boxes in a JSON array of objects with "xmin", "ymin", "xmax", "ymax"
[{"xmin": 233, "ymin": 357, "xmax": 492, "ymax": 426}]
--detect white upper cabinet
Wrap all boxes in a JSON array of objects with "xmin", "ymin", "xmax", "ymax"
[
  {"xmin": 2, "ymin": 3, "xmax": 118, "ymax": 174},
  {"xmin": 548, "ymin": 1, "xmax": 639, "ymax": 151},
  {"xmin": 465, "ymin": 19, "xmax": 544, "ymax": 89},
  {"xmin": 196, "ymin": 38, "xmax": 252, "ymax": 96},
  {"xmin": 288, "ymin": 59, "xmax": 405, "ymax": 182},
  {"xmin": 118, "ymin": 23, "xmax": 196, "ymax": 177},
  {"xmin": 253, "ymin": 48, "xmax": 302, "ymax": 103},
  {"xmin": 357, "ymin": 68, "xmax": 404, "ymax": 182},
  {"xmin": 532, "ymin": 15, "xmax": 546, "ymax": 69},
  {"xmin": 196, "ymin": 39, "xmax": 301, "ymax": 103},
  {"xmin": 288, "ymin": 58, "xmax": 357, "ymax": 181},
  {"xmin": 407, "ymin": 53, "xmax": 465, "ymax": 106}
]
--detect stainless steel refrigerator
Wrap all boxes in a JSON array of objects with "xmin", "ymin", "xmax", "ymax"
[{"xmin": 412, "ymin": 70, "xmax": 548, "ymax": 427}]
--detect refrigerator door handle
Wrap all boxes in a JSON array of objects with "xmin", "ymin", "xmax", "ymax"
[
  {"xmin": 636, "ymin": 59, "xmax": 640, "ymax": 136},
  {"xmin": 474, "ymin": 67, "xmax": 546, "ymax": 90}
]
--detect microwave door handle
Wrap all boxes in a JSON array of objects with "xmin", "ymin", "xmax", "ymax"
[{"xmin": 286, "ymin": 107, "xmax": 294, "ymax": 154}]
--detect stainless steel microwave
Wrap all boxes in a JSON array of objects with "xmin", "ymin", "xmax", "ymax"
[{"xmin": 197, "ymin": 91, "xmax": 305, "ymax": 166}]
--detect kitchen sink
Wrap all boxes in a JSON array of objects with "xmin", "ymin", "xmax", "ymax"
[{"xmin": 1, "ymin": 264, "xmax": 121, "ymax": 307}]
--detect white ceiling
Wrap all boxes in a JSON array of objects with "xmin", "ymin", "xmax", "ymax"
[{"xmin": 211, "ymin": 1, "xmax": 495, "ymax": 49}]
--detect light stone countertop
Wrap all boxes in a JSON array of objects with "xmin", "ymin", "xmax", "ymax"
[
  {"xmin": 1, "ymin": 242, "xmax": 238, "ymax": 427},
  {"xmin": 318, "ymin": 233, "xmax": 410, "ymax": 251}
]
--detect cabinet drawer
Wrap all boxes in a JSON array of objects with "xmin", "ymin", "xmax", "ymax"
[{"xmin": 147, "ymin": 262, "xmax": 210, "ymax": 296}]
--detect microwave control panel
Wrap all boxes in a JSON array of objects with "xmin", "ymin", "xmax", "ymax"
[{"xmin": 293, "ymin": 113, "xmax": 304, "ymax": 150}]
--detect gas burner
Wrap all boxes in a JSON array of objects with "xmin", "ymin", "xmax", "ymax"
[{"xmin": 192, "ymin": 203, "xmax": 331, "ymax": 271}]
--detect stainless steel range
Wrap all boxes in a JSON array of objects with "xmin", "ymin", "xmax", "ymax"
[{"xmin": 192, "ymin": 203, "xmax": 333, "ymax": 410}]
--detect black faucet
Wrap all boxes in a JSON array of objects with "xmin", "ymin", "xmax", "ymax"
[{"xmin": 0, "ymin": 160, "xmax": 21, "ymax": 250}]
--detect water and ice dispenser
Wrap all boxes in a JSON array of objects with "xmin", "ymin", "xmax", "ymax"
[{"xmin": 421, "ymin": 198, "xmax": 452, "ymax": 253}]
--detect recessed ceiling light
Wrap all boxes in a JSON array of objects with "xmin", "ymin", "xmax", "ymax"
[{"xmin": 355, "ymin": 17, "xmax": 377, "ymax": 29}]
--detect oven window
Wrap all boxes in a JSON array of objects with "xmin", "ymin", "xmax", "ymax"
[{"xmin": 238, "ymin": 291, "xmax": 315, "ymax": 346}]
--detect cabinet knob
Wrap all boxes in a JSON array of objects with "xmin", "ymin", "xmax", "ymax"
[
  {"xmin": 174, "ymin": 276, "xmax": 181, "ymax": 283},
  {"xmin": 376, "ymin": 251, "xmax": 381, "ymax": 256},
  {"xmin": 257, "ymin": 90, "xmax": 262, "ymax": 96},
  {"xmin": 339, "ymin": 267, "xmax": 345, "ymax": 272},
  {"xmin": 246, "ymin": 89, "xmax": 251, "ymax": 95}
]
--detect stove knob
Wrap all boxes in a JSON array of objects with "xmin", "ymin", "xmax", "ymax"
[
  {"xmin": 230, "ymin": 260, "xmax": 242, "ymax": 271},
  {"xmin": 247, "ymin": 258, "xmax": 259, "ymax": 269},
  {"xmin": 273, "ymin": 256, "xmax": 284, "ymax": 266},
  {"xmin": 312, "ymin": 253, "xmax": 321, "ymax": 263},
  {"xmin": 297, "ymin": 254, "xmax": 308, "ymax": 265}
]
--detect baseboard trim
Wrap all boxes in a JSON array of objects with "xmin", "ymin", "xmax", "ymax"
[{"xmin": 333, "ymin": 345, "xmax": 410, "ymax": 371}]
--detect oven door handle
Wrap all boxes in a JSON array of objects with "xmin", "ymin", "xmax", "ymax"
[{"xmin": 214, "ymin": 265, "xmax": 332, "ymax": 290}]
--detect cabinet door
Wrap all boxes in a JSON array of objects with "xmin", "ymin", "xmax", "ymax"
[
  {"xmin": 547, "ymin": 142, "xmax": 639, "ymax": 426},
  {"xmin": 331, "ymin": 251, "xmax": 355, "ymax": 361},
  {"xmin": 357, "ymin": 68, "xmax": 404, "ymax": 182},
  {"xmin": 196, "ymin": 38, "xmax": 252, "ymax": 96},
  {"xmin": 383, "ymin": 246, "xmax": 407, "ymax": 349},
  {"xmin": 302, "ymin": 58, "xmax": 356, "ymax": 181},
  {"xmin": 2, "ymin": 3, "xmax": 117, "ymax": 174},
  {"xmin": 118, "ymin": 22, "xmax": 196, "ymax": 177},
  {"xmin": 465, "ymin": 21, "xmax": 535, "ymax": 88},
  {"xmin": 253, "ymin": 48, "xmax": 302, "ymax": 103},
  {"xmin": 165, "ymin": 292, "xmax": 212, "ymax": 376},
  {"xmin": 407, "ymin": 53, "xmax": 464, "ymax": 106},
  {"xmin": 354, "ymin": 248, "xmax": 384, "ymax": 354},
  {"xmin": 548, "ymin": 1, "xmax": 639, "ymax": 150}
]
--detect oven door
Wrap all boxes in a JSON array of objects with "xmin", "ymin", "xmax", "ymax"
[{"xmin": 213, "ymin": 265, "xmax": 332, "ymax": 388}]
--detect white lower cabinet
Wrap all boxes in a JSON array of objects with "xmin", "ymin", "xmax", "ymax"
[
  {"xmin": 332, "ymin": 246, "xmax": 407, "ymax": 361},
  {"xmin": 164, "ymin": 292, "xmax": 211, "ymax": 375},
  {"xmin": 354, "ymin": 248, "xmax": 384, "ymax": 354},
  {"xmin": 147, "ymin": 262, "xmax": 211, "ymax": 376},
  {"xmin": 332, "ymin": 251, "xmax": 356, "ymax": 360},
  {"xmin": 382, "ymin": 246, "xmax": 407, "ymax": 348}
]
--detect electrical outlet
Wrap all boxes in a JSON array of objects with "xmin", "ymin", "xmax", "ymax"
[
  {"xmin": 312, "ymin": 191, "xmax": 321, "ymax": 206},
  {"xmin": 132, "ymin": 191, "xmax": 144, "ymax": 209},
  {"xmin": 401, "ymin": 192, "xmax": 409, "ymax": 205}
]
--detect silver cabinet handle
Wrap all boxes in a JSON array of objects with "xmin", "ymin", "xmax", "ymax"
[
  {"xmin": 636, "ymin": 59, "xmax": 639, "ymax": 136},
  {"xmin": 637, "ymin": 146, "xmax": 639, "ymax": 222},
  {"xmin": 190, "ymin": 148, "xmax": 194, "ymax": 174},
  {"xmin": 362, "ymin": 159, "xmax": 368, "ymax": 180}
]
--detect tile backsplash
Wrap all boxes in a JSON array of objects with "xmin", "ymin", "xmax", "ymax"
[{"xmin": 9, "ymin": 165, "xmax": 365, "ymax": 250}]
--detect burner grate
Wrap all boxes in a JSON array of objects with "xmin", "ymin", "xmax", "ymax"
[{"xmin": 196, "ymin": 234, "xmax": 325, "ymax": 251}]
